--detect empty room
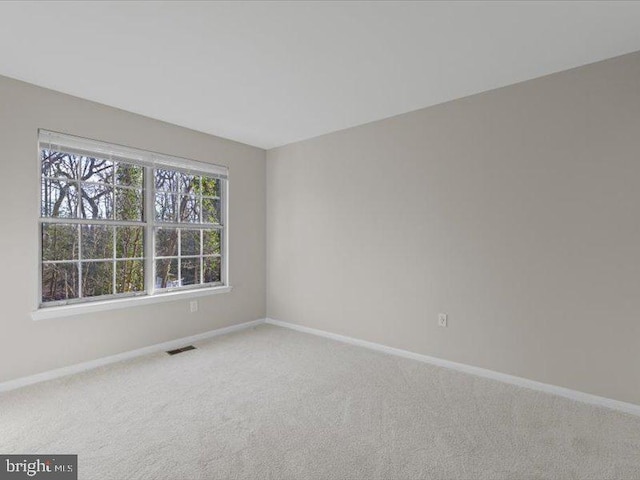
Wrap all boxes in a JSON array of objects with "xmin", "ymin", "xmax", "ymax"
[{"xmin": 1, "ymin": 1, "xmax": 639, "ymax": 479}]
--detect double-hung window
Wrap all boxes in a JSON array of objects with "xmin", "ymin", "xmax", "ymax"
[{"xmin": 38, "ymin": 130, "xmax": 228, "ymax": 310}]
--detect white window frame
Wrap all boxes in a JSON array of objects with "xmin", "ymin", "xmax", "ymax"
[
  {"xmin": 150, "ymin": 171, "xmax": 226, "ymax": 295},
  {"xmin": 33, "ymin": 130, "xmax": 230, "ymax": 320}
]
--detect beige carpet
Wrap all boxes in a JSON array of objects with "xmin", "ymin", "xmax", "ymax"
[{"xmin": 1, "ymin": 324, "xmax": 639, "ymax": 480}]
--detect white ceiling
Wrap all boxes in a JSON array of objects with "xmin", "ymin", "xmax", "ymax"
[{"xmin": 1, "ymin": 1, "xmax": 640, "ymax": 149}]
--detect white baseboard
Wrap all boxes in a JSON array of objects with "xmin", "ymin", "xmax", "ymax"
[
  {"xmin": 0, "ymin": 318, "xmax": 266, "ymax": 393},
  {"xmin": 265, "ymin": 318, "xmax": 640, "ymax": 417},
  {"xmin": 5, "ymin": 316, "xmax": 638, "ymax": 418}
]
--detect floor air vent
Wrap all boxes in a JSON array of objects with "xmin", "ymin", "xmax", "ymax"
[{"xmin": 166, "ymin": 345, "xmax": 197, "ymax": 355}]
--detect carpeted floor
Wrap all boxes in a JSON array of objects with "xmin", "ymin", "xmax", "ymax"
[{"xmin": 1, "ymin": 324, "xmax": 639, "ymax": 480}]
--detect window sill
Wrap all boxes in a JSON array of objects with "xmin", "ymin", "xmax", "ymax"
[{"xmin": 31, "ymin": 286, "xmax": 233, "ymax": 321}]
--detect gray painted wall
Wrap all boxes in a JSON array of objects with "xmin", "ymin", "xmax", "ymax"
[
  {"xmin": 0, "ymin": 75, "xmax": 266, "ymax": 383},
  {"xmin": 267, "ymin": 52, "xmax": 640, "ymax": 405}
]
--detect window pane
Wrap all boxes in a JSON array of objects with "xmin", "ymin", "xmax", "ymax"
[
  {"xmin": 115, "ymin": 187, "xmax": 143, "ymax": 221},
  {"xmin": 155, "ymin": 169, "xmax": 180, "ymax": 192},
  {"xmin": 80, "ymin": 183, "xmax": 114, "ymax": 219},
  {"xmin": 41, "ymin": 150, "xmax": 78, "ymax": 179},
  {"xmin": 81, "ymin": 225, "xmax": 113, "ymax": 259},
  {"xmin": 181, "ymin": 229, "xmax": 200, "ymax": 256},
  {"xmin": 155, "ymin": 258, "xmax": 178, "ymax": 288},
  {"xmin": 42, "ymin": 224, "xmax": 78, "ymax": 261},
  {"xmin": 116, "ymin": 226, "xmax": 144, "ymax": 259},
  {"xmin": 180, "ymin": 174, "xmax": 199, "ymax": 194},
  {"xmin": 42, "ymin": 263, "xmax": 79, "ymax": 302},
  {"xmin": 181, "ymin": 258, "xmax": 201, "ymax": 286},
  {"xmin": 116, "ymin": 260, "xmax": 144, "ymax": 293},
  {"xmin": 82, "ymin": 261, "xmax": 113, "ymax": 297},
  {"xmin": 155, "ymin": 192, "xmax": 177, "ymax": 222},
  {"xmin": 178, "ymin": 195, "xmax": 200, "ymax": 223},
  {"xmin": 80, "ymin": 156, "xmax": 114, "ymax": 183},
  {"xmin": 202, "ymin": 197, "xmax": 221, "ymax": 224},
  {"xmin": 203, "ymin": 257, "xmax": 221, "ymax": 284},
  {"xmin": 116, "ymin": 163, "xmax": 143, "ymax": 188},
  {"xmin": 41, "ymin": 179, "xmax": 78, "ymax": 218},
  {"xmin": 201, "ymin": 177, "xmax": 219, "ymax": 197},
  {"xmin": 155, "ymin": 228, "xmax": 178, "ymax": 257},
  {"xmin": 203, "ymin": 230, "xmax": 220, "ymax": 255}
]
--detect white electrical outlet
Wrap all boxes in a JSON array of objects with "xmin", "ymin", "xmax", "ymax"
[
  {"xmin": 438, "ymin": 313, "xmax": 448, "ymax": 327},
  {"xmin": 190, "ymin": 300, "xmax": 198, "ymax": 313}
]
